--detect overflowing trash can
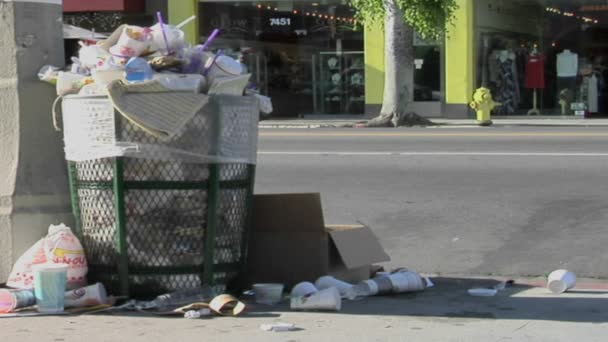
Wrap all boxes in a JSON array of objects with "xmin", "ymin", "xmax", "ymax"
[{"xmin": 62, "ymin": 93, "xmax": 259, "ymax": 298}]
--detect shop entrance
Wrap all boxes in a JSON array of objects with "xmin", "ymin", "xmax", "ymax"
[
  {"xmin": 199, "ymin": 1, "xmax": 365, "ymax": 118},
  {"xmin": 475, "ymin": 0, "xmax": 608, "ymax": 117}
]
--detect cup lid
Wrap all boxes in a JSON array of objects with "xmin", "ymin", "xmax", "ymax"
[{"xmin": 32, "ymin": 263, "xmax": 69, "ymax": 272}]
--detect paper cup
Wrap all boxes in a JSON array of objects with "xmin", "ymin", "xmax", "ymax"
[
  {"xmin": 64, "ymin": 283, "xmax": 108, "ymax": 308},
  {"xmin": 291, "ymin": 287, "xmax": 341, "ymax": 311},
  {"xmin": 389, "ymin": 272, "xmax": 425, "ymax": 293},
  {"xmin": 315, "ymin": 276, "xmax": 353, "ymax": 297},
  {"xmin": 547, "ymin": 269, "xmax": 577, "ymax": 294},
  {"xmin": 291, "ymin": 282, "xmax": 318, "ymax": 298},
  {"xmin": 253, "ymin": 283, "xmax": 284, "ymax": 305},
  {"xmin": 33, "ymin": 263, "xmax": 69, "ymax": 313},
  {"xmin": 109, "ymin": 26, "xmax": 151, "ymax": 58}
]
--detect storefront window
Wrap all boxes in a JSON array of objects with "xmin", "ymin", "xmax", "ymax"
[
  {"xmin": 476, "ymin": 0, "xmax": 608, "ymax": 117},
  {"xmin": 414, "ymin": 33, "xmax": 441, "ymax": 102},
  {"xmin": 199, "ymin": 1, "xmax": 365, "ymax": 117}
]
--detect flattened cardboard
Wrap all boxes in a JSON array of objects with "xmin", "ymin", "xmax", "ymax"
[{"xmin": 326, "ymin": 225, "xmax": 391, "ymax": 269}]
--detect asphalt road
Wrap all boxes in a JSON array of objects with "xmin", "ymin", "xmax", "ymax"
[{"xmin": 255, "ymin": 126, "xmax": 608, "ymax": 278}]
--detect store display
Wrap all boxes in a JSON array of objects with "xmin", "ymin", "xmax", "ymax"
[
  {"xmin": 557, "ymin": 49, "xmax": 579, "ymax": 78},
  {"xmin": 318, "ymin": 52, "xmax": 365, "ymax": 114},
  {"xmin": 494, "ymin": 50, "xmax": 520, "ymax": 115},
  {"xmin": 525, "ymin": 48, "xmax": 545, "ymax": 115}
]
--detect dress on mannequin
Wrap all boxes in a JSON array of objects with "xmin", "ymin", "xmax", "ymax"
[
  {"xmin": 495, "ymin": 51, "xmax": 518, "ymax": 115},
  {"xmin": 525, "ymin": 52, "xmax": 545, "ymax": 89}
]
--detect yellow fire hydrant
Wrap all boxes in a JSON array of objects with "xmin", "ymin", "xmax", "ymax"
[{"xmin": 470, "ymin": 87, "xmax": 500, "ymax": 126}]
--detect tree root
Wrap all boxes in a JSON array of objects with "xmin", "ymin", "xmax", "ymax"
[{"xmin": 365, "ymin": 112, "xmax": 436, "ymax": 128}]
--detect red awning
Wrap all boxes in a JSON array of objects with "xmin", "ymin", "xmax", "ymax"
[{"xmin": 63, "ymin": 0, "xmax": 145, "ymax": 12}]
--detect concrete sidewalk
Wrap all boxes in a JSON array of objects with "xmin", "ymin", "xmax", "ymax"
[
  {"xmin": 259, "ymin": 118, "xmax": 608, "ymax": 128},
  {"xmin": 2, "ymin": 277, "xmax": 607, "ymax": 341}
]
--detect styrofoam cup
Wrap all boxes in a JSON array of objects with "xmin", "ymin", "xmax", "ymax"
[
  {"xmin": 33, "ymin": 263, "xmax": 69, "ymax": 313},
  {"xmin": 204, "ymin": 55, "xmax": 243, "ymax": 84},
  {"xmin": 547, "ymin": 269, "xmax": 576, "ymax": 294},
  {"xmin": 64, "ymin": 283, "xmax": 108, "ymax": 308},
  {"xmin": 389, "ymin": 272, "xmax": 425, "ymax": 293},
  {"xmin": 291, "ymin": 282, "xmax": 318, "ymax": 298},
  {"xmin": 253, "ymin": 283, "xmax": 284, "ymax": 305},
  {"xmin": 291, "ymin": 287, "xmax": 341, "ymax": 311},
  {"xmin": 314, "ymin": 276, "xmax": 353, "ymax": 298}
]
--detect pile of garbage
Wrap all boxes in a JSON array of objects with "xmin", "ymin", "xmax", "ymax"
[
  {"xmin": 0, "ymin": 223, "xmax": 247, "ymax": 318},
  {"xmin": 39, "ymin": 13, "xmax": 272, "ymax": 114},
  {"xmin": 250, "ymin": 270, "xmax": 433, "ymax": 313}
]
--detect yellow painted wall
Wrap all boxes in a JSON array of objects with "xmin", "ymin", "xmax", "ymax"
[
  {"xmin": 168, "ymin": 0, "xmax": 199, "ymax": 44},
  {"xmin": 364, "ymin": 24, "xmax": 385, "ymax": 105},
  {"xmin": 445, "ymin": 0, "xmax": 475, "ymax": 105}
]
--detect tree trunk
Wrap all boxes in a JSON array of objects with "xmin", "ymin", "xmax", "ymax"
[{"xmin": 367, "ymin": 0, "xmax": 431, "ymax": 127}]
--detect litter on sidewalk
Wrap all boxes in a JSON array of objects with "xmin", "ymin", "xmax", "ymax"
[{"xmin": 260, "ymin": 322, "xmax": 298, "ymax": 332}]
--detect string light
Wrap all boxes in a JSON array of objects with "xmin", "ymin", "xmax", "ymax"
[
  {"xmin": 545, "ymin": 6, "xmax": 599, "ymax": 24},
  {"xmin": 253, "ymin": 2, "xmax": 357, "ymax": 24}
]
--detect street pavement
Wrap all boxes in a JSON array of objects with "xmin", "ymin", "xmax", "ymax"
[
  {"xmin": 255, "ymin": 126, "xmax": 608, "ymax": 278},
  {"xmin": 3, "ymin": 126, "xmax": 608, "ymax": 341},
  {"xmin": 3, "ymin": 277, "xmax": 608, "ymax": 341}
]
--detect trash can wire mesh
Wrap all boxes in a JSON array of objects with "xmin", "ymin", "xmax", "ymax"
[{"xmin": 64, "ymin": 95, "xmax": 257, "ymax": 298}]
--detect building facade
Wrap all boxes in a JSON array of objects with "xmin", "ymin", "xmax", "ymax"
[{"xmin": 69, "ymin": 0, "xmax": 608, "ymax": 119}]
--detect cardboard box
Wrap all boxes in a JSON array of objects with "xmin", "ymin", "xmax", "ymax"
[{"xmin": 247, "ymin": 193, "xmax": 390, "ymax": 288}]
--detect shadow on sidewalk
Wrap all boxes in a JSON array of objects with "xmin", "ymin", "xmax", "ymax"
[
  {"xmin": 243, "ymin": 277, "xmax": 608, "ymax": 323},
  {"xmin": 62, "ymin": 277, "xmax": 608, "ymax": 324}
]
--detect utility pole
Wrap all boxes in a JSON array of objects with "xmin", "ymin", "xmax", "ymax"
[{"xmin": 0, "ymin": 0, "xmax": 72, "ymax": 281}]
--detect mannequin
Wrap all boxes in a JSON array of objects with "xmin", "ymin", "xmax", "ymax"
[
  {"xmin": 494, "ymin": 49, "xmax": 519, "ymax": 115},
  {"xmin": 556, "ymin": 49, "xmax": 579, "ymax": 115},
  {"xmin": 525, "ymin": 46, "xmax": 545, "ymax": 115}
]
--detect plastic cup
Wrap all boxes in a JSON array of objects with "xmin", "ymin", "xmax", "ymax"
[
  {"xmin": 252, "ymin": 283, "xmax": 284, "ymax": 305},
  {"xmin": 291, "ymin": 287, "xmax": 341, "ymax": 311},
  {"xmin": 64, "ymin": 283, "xmax": 108, "ymax": 308},
  {"xmin": 204, "ymin": 55, "xmax": 243, "ymax": 84},
  {"xmin": 150, "ymin": 23, "xmax": 185, "ymax": 54},
  {"xmin": 291, "ymin": 282, "xmax": 319, "ymax": 298},
  {"xmin": 314, "ymin": 276, "xmax": 353, "ymax": 297},
  {"xmin": 547, "ymin": 269, "xmax": 577, "ymax": 294},
  {"xmin": 33, "ymin": 263, "xmax": 69, "ymax": 313}
]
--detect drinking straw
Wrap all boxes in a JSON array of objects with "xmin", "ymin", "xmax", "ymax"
[
  {"xmin": 200, "ymin": 29, "xmax": 221, "ymax": 52},
  {"xmin": 156, "ymin": 11, "xmax": 171, "ymax": 54},
  {"xmin": 176, "ymin": 15, "xmax": 197, "ymax": 29}
]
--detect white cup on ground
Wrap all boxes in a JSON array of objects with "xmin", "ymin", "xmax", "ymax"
[
  {"xmin": 389, "ymin": 272, "xmax": 425, "ymax": 293},
  {"xmin": 64, "ymin": 282, "xmax": 108, "ymax": 308},
  {"xmin": 291, "ymin": 287, "xmax": 341, "ymax": 311},
  {"xmin": 253, "ymin": 283, "xmax": 284, "ymax": 305},
  {"xmin": 291, "ymin": 282, "xmax": 318, "ymax": 298},
  {"xmin": 314, "ymin": 276, "xmax": 354, "ymax": 298},
  {"xmin": 547, "ymin": 269, "xmax": 576, "ymax": 294}
]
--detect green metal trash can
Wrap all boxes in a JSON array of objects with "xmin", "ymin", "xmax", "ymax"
[{"xmin": 62, "ymin": 94, "xmax": 258, "ymax": 297}]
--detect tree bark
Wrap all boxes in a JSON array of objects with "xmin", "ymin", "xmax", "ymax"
[{"xmin": 367, "ymin": 0, "xmax": 428, "ymax": 127}]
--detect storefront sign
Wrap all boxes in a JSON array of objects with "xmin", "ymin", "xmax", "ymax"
[
  {"xmin": 269, "ymin": 17, "xmax": 292, "ymax": 27},
  {"xmin": 264, "ymin": 14, "xmax": 295, "ymax": 32}
]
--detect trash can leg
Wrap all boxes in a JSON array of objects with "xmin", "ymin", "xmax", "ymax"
[
  {"xmin": 113, "ymin": 157, "xmax": 130, "ymax": 296},
  {"xmin": 204, "ymin": 164, "xmax": 220, "ymax": 287}
]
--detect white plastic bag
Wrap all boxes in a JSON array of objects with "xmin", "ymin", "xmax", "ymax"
[
  {"xmin": 7, "ymin": 224, "xmax": 88, "ymax": 290},
  {"xmin": 255, "ymin": 94, "xmax": 273, "ymax": 114}
]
